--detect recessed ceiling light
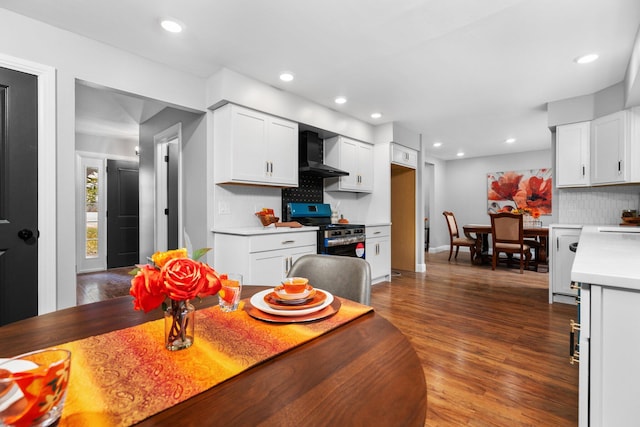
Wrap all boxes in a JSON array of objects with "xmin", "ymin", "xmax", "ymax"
[
  {"xmin": 433, "ymin": 142, "xmax": 442, "ymax": 148},
  {"xmin": 334, "ymin": 96, "xmax": 347, "ymax": 105},
  {"xmin": 161, "ymin": 19, "xmax": 183, "ymax": 33},
  {"xmin": 370, "ymin": 112, "xmax": 382, "ymax": 119},
  {"xmin": 279, "ymin": 72, "xmax": 294, "ymax": 82},
  {"xmin": 456, "ymin": 152, "xmax": 465, "ymax": 157},
  {"xmin": 505, "ymin": 138, "xmax": 516, "ymax": 144},
  {"xmin": 574, "ymin": 53, "xmax": 599, "ymax": 64}
]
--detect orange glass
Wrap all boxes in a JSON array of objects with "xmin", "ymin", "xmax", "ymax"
[
  {"xmin": 218, "ymin": 273, "xmax": 243, "ymax": 312},
  {"xmin": 0, "ymin": 349, "xmax": 71, "ymax": 427}
]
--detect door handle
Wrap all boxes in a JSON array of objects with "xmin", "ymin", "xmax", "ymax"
[{"xmin": 17, "ymin": 229, "xmax": 34, "ymax": 241}]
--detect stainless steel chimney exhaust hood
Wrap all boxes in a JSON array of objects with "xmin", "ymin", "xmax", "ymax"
[{"xmin": 298, "ymin": 130, "xmax": 349, "ymax": 178}]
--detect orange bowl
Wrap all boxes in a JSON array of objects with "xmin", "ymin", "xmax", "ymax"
[{"xmin": 281, "ymin": 277, "xmax": 310, "ymax": 294}]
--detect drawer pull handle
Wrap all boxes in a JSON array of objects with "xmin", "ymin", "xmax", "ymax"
[
  {"xmin": 281, "ymin": 240, "xmax": 295, "ymax": 245},
  {"xmin": 570, "ymin": 281, "xmax": 581, "ymax": 290},
  {"xmin": 373, "ymin": 231, "xmax": 381, "ymax": 235}
]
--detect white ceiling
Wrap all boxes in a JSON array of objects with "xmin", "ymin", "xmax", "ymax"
[{"xmin": 2, "ymin": 0, "xmax": 640, "ymax": 159}]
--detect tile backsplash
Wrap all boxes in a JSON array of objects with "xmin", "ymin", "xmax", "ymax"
[{"xmin": 558, "ymin": 185, "xmax": 640, "ymax": 225}]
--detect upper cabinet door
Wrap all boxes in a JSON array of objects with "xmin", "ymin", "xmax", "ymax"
[
  {"xmin": 230, "ymin": 107, "xmax": 269, "ymax": 183},
  {"xmin": 268, "ymin": 117, "xmax": 298, "ymax": 186},
  {"xmin": 214, "ymin": 104, "xmax": 298, "ymax": 187},
  {"xmin": 556, "ymin": 121, "xmax": 590, "ymax": 187},
  {"xmin": 591, "ymin": 111, "xmax": 629, "ymax": 185},
  {"xmin": 391, "ymin": 143, "xmax": 418, "ymax": 169},
  {"xmin": 324, "ymin": 136, "xmax": 374, "ymax": 193}
]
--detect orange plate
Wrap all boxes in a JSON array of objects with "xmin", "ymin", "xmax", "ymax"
[
  {"xmin": 264, "ymin": 290, "xmax": 327, "ymax": 310},
  {"xmin": 273, "ymin": 285, "xmax": 316, "ymax": 302},
  {"xmin": 246, "ymin": 298, "xmax": 341, "ymax": 323}
]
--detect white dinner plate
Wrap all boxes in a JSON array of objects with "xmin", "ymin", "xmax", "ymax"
[{"xmin": 250, "ymin": 289, "xmax": 334, "ymax": 317}]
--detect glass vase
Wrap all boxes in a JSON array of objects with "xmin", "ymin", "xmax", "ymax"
[{"xmin": 164, "ymin": 299, "xmax": 195, "ymax": 351}]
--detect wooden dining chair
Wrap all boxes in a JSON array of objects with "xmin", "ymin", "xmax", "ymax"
[
  {"xmin": 442, "ymin": 211, "xmax": 476, "ymax": 262},
  {"xmin": 490, "ymin": 212, "xmax": 531, "ymax": 274}
]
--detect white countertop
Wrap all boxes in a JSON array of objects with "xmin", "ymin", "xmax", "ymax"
[
  {"xmin": 212, "ymin": 225, "xmax": 319, "ymax": 236},
  {"xmin": 571, "ymin": 226, "xmax": 640, "ymax": 290}
]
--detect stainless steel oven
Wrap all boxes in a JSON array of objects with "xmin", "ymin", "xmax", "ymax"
[
  {"xmin": 320, "ymin": 226, "xmax": 366, "ymax": 258},
  {"xmin": 287, "ymin": 203, "xmax": 366, "ymax": 259}
]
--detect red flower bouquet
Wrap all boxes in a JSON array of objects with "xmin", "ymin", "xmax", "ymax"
[{"xmin": 130, "ymin": 248, "xmax": 222, "ymax": 350}]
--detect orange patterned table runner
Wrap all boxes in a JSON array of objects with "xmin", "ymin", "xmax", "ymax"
[{"xmin": 56, "ymin": 298, "xmax": 372, "ymax": 426}]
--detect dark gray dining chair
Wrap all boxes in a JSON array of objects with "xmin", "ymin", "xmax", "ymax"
[{"xmin": 287, "ymin": 254, "xmax": 371, "ymax": 305}]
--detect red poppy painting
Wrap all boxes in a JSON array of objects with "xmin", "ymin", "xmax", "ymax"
[{"xmin": 487, "ymin": 168, "xmax": 552, "ymax": 215}]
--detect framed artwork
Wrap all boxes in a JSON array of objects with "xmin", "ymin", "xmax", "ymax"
[{"xmin": 487, "ymin": 168, "xmax": 552, "ymax": 215}]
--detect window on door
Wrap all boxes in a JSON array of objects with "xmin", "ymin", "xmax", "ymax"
[
  {"xmin": 76, "ymin": 155, "xmax": 106, "ymax": 273},
  {"xmin": 85, "ymin": 166, "xmax": 99, "ymax": 258}
]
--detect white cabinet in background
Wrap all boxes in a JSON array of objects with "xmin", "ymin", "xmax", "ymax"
[
  {"xmin": 214, "ymin": 231, "xmax": 316, "ymax": 285},
  {"xmin": 549, "ymin": 225, "xmax": 581, "ymax": 304},
  {"xmin": 591, "ymin": 109, "xmax": 640, "ymax": 185},
  {"xmin": 391, "ymin": 143, "xmax": 417, "ymax": 169},
  {"xmin": 556, "ymin": 122, "xmax": 590, "ymax": 187},
  {"xmin": 366, "ymin": 225, "xmax": 391, "ymax": 284},
  {"xmin": 324, "ymin": 136, "xmax": 374, "ymax": 193},
  {"xmin": 213, "ymin": 103, "xmax": 298, "ymax": 187}
]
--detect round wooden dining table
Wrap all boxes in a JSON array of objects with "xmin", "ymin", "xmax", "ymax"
[{"xmin": 0, "ymin": 287, "xmax": 427, "ymax": 426}]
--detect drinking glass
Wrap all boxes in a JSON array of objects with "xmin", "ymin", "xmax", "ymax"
[
  {"xmin": 0, "ymin": 348, "xmax": 71, "ymax": 427},
  {"xmin": 218, "ymin": 273, "xmax": 243, "ymax": 312}
]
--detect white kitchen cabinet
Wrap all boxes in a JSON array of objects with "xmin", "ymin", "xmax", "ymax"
[
  {"xmin": 365, "ymin": 225, "xmax": 391, "ymax": 284},
  {"xmin": 579, "ymin": 284, "xmax": 640, "ymax": 426},
  {"xmin": 591, "ymin": 110, "xmax": 638, "ymax": 185},
  {"xmin": 214, "ymin": 230, "xmax": 316, "ymax": 285},
  {"xmin": 556, "ymin": 121, "xmax": 590, "ymax": 187},
  {"xmin": 390, "ymin": 143, "xmax": 417, "ymax": 169},
  {"xmin": 213, "ymin": 103, "xmax": 298, "ymax": 187},
  {"xmin": 549, "ymin": 225, "xmax": 581, "ymax": 304},
  {"xmin": 324, "ymin": 136, "xmax": 373, "ymax": 192}
]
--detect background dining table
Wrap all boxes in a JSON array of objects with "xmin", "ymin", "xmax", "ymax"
[
  {"xmin": 0, "ymin": 286, "xmax": 427, "ymax": 426},
  {"xmin": 463, "ymin": 223, "xmax": 549, "ymax": 267}
]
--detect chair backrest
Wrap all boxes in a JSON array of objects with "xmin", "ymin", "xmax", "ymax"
[
  {"xmin": 287, "ymin": 254, "xmax": 371, "ymax": 305},
  {"xmin": 490, "ymin": 212, "xmax": 524, "ymax": 245},
  {"xmin": 442, "ymin": 211, "xmax": 460, "ymax": 239}
]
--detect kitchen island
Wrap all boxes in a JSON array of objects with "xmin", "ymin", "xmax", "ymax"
[{"xmin": 571, "ymin": 226, "xmax": 640, "ymax": 426}]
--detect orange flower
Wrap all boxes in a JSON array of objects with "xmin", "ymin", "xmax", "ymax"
[
  {"xmin": 488, "ymin": 172, "xmax": 523, "ymax": 201},
  {"xmin": 130, "ymin": 248, "xmax": 220, "ymax": 313},
  {"xmin": 514, "ymin": 176, "xmax": 552, "ymax": 214},
  {"xmin": 162, "ymin": 257, "xmax": 214, "ymax": 300},
  {"xmin": 151, "ymin": 248, "xmax": 188, "ymax": 268},
  {"xmin": 129, "ymin": 265, "xmax": 166, "ymax": 312}
]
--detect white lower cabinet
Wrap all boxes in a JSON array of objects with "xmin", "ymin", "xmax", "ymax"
[
  {"xmin": 214, "ymin": 231, "xmax": 317, "ymax": 285},
  {"xmin": 365, "ymin": 225, "xmax": 391, "ymax": 284},
  {"xmin": 580, "ymin": 284, "xmax": 640, "ymax": 426},
  {"xmin": 549, "ymin": 225, "xmax": 581, "ymax": 303}
]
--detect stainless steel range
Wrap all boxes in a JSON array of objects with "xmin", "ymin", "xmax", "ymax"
[{"xmin": 286, "ymin": 203, "xmax": 366, "ymax": 258}]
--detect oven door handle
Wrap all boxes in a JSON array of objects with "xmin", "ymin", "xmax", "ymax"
[{"xmin": 324, "ymin": 235, "xmax": 366, "ymax": 247}]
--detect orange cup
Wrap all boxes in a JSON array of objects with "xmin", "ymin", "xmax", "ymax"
[{"xmin": 281, "ymin": 277, "xmax": 309, "ymax": 294}]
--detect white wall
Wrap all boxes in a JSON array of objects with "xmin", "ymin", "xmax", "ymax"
[
  {"xmin": 430, "ymin": 149, "xmax": 553, "ymax": 251},
  {"xmin": 207, "ymin": 68, "xmax": 375, "ymax": 144},
  {"xmin": 0, "ymin": 8, "xmax": 207, "ymax": 309}
]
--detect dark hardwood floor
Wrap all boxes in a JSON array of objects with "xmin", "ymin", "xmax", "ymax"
[
  {"xmin": 76, "ymin": 252, "xmax": 578, "ymax": 426},
  {"xmin": 76, "ymin": 266, "xmax": 133, "ymax": 304}
]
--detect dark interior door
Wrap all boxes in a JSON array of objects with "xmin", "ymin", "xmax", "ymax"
[
  {"xmin": 167, "ymin": 142, "xmax": 179, "ymax": 249},
  {"xmin": 107, "ymin": 159, "xmax": 139, "ymax": 268},
  {"xmin": 0, "ymin": 67, "xmax": 38, "ymax": 326}
]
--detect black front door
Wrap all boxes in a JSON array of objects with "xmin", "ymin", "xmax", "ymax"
[
  {"xmin": 106, "ymin": 159, "xmax": 139, "ymax": 268},
  {"xmin": 0, "ymin": 66, "xmax": 38, "ymax": 326}
]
